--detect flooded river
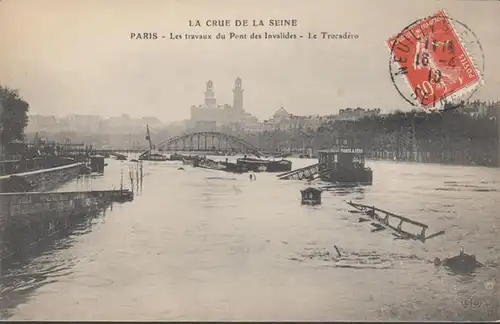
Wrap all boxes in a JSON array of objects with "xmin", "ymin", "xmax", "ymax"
[{"xmin": 1, "ymin": 156, "xmax": 499, "ymax": 321}]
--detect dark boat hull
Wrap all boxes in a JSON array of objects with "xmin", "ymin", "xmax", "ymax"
[
  {"xmin": 170, "ymin": 153, "xmax": 198, "ymax": 161},
  {"xmin": 320, "ymin": 167, "xmax": 372, "ymax": 185},
  {"xmin": 139, "ymin": 156, "xmax": 169, "ymax": 161},
  {"xmin": 236, "ymin": 159, "xmax": 292, "ymax": 173},
  {"xmin": 221, "ymin": 162, "xmax": 248, "ymax": 173}
]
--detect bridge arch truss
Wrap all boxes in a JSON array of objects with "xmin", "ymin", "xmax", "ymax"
[{"xmin": 154, "ymin": 132, "xmax": 264, "ymax": 157}]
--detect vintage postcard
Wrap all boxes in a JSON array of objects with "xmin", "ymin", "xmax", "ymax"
[{"xmin": 0, "ymin": 0, "xmax": 499, "ymax": 321}]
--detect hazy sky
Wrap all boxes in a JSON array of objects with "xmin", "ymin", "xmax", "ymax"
[{"xmin": 1, "ymin": 0, "xmax": 499, "ymax": 122}]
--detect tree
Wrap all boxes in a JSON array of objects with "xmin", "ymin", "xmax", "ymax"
[{"xmin": 0, "ymin": 85, "xmax": 30, "ymax": 147}]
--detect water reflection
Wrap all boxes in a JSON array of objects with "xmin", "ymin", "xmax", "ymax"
[
  {"xmin": 322, "ymin": 184, "xmax": 366, "ymax": 197},
  {"xmin": 0, "ymin": 205, "xmax": 112, "ymax": 319}
]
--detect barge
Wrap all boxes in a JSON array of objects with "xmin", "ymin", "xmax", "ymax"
[
  {"xmin": 197, "ymin": 158, "xmax": 248, "ymax": 173},
  {"xmin": 236, "ymin": 157, "xmax": 292, "ymax": 173},
  {"xmin": 318, "ymin": 147, "xmax": 372, "ymax": 185},
  {"xmin": 220, "ymin": 161, "xmax": 248, "ymax": 173},
  {"xmin": 138, "ymin": 152, "xmax": 169, "ymax": 161}
]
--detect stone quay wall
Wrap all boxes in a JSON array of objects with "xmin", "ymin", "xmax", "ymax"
[
  {"xmin": 0, "ymin": 190, "xmax": 124, "ymax": 261},
  {"xmin": 0, "ymin": 162, "xmax": 84, "ymax": 192}
]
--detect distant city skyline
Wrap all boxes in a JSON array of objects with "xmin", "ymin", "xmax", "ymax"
[{"xmin": 2, "ymin": 0, "xmax": 499, "ymax": 122}]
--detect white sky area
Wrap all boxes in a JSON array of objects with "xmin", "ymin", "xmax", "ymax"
[{"xmin": 1, "ymin": 0, "xmax": 499, "ymax": 122}]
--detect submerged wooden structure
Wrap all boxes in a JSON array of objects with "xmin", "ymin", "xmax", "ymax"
[
  {"xmin": 277, "ymin": 163, "xmax": 320, "ymax": 180},
  {"xmin": 346, "ymin": 201, "xmax": 445, "ymax": 243}
]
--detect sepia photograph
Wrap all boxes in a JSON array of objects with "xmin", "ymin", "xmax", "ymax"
[{"xmin": 0, "ymin": 0, "xmax": 499, "ymax": 321}]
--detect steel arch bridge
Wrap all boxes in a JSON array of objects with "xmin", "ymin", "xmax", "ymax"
[{"xmin": 149, "ymin": 132, "xmax": 265, "ymax": 157}]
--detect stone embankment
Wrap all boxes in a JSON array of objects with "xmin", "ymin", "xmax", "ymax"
[
  {"xmin": 0, "ymin": 162, "xmax": 87, "ymax": 193},
  {"xmin": 0, "ymin": 189, "xmax": 133, "ymax": 262}
]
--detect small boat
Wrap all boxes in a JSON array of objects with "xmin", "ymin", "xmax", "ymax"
[
  {"xmin": 300, "ymin": 187, "xmax": 322, "ymax": 205},
  {"xmin": 199, "ymin": 162, "xmax": 226, "ymax": 171},
  {"xmin": 130, "ymin": 159, "xmax": 139, "ymax": 162}
]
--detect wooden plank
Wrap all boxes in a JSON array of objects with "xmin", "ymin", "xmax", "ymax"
[{"xmin": 277, "ymin": 163, "xmax": 319, "ymax": 179}]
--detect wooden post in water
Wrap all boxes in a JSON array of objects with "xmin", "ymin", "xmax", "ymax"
[
  {"xmin": 129, "ymin": 167, "xmax": 134, "ymax": 194},
  {"xmin": 135, "ymin": 165, "xmax": 139, "ymax": 192},
  {"xmin": 420, "ymin": 227, "xmax": 427, "ymax": 241},
  {"xmin": 140, "ymin": 161, "xmax": 143, "ymax": 190},
  {"xmin": 120, "ymin": 168, "xmax": 123, "ymax": 194}
]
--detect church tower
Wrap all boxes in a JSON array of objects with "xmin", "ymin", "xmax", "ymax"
[
  {"xmin": 232, "ymin": 77, "xmax": 243, "ymax": 111},
  {"xmin": 204, "ymin": 80, "xmax": 216, "ymax": 108}
]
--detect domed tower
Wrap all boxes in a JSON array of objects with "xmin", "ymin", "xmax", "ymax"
[
  {"xmin": 204, "ymin": 80, "xmax": 216, "ymax": 108},
  {"xmin": 232, "ymin": 77, "xmax": 243, "ymax": 111}
]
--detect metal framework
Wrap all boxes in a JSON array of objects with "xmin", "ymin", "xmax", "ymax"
[{"xmin": 153, "ymin": 132, "xmax": 265, "ymax": 157}]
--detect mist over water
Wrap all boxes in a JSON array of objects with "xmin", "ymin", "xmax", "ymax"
[{"xmin": 1, "ymin": 157, "xmax": 499, "ymax": 321}]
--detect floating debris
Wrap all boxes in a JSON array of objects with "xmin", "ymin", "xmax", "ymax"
[
  {"xmin": 345, "ymin": 200, "xmax": 445, "ymax": 243},
  {"xmin": 435, "ymin": 247, "xmax": 484, "ymax": 274},
  {"xmin": 290, "ymin": 247, "xmax": 416, "ymax": 270}
]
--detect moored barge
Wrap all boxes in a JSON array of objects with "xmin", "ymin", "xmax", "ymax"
[
  {"xmin": 236, "ymin": 157, "xmax": 292, "ymax": 173},
  {"xmin": 318, "ymin": 147, "xmax": 372, "ymax": 185},
  {"xmin": 138, "ymin": 152, "xmax": 169, "ymax": 161}
]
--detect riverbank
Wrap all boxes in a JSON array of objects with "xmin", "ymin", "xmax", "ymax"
[
  {"xmin": 0, "ymin": 188, "xmax": 133, "ymax": 263},
  {"xmin": 366, "ymin": 149, "xmax": 497, "ymax": 167},
  {"xmin": 0, "ymin": 162, "xmax": 88, "ymax": 193}
]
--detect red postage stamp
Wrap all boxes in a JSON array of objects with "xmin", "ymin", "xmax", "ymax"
[{"xmin": 387, "ymin": 9, "xmax": 483, "ymax": 111}]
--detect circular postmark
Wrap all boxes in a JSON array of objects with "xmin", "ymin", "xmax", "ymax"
[{"xmin": 387, "ymin": 9, "xmax": 485, "ymax": 112}]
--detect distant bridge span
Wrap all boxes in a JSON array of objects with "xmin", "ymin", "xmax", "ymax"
[{"xmin": 145, "ymin": 131, "xmax": 265, "ymax": 157}]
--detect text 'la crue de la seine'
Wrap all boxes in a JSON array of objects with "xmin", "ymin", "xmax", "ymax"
[{"xmin": 129, "ymin": 19, "xmax": 359, "ymax": 40}]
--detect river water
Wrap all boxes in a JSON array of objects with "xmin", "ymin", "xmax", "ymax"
[{"xmin": 1, "ymin": 156, "xmax": 499, "ymax": 321}]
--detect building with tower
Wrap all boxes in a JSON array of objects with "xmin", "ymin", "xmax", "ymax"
[
  {"xmin": 188, "ymin": 78, "xmax": 259, "ymax": 132},
  {"xmin": 204, "ymin": 80, "xmax": 217, "ymax": 109},
  {"xmin": 233, "ymin": 77, "xmax": 243, "ymax": 111}
]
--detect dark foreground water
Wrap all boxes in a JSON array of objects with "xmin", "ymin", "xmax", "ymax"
[{"xmin": 1, "ymin": 156, "xmax": 499, "ymax": 321}]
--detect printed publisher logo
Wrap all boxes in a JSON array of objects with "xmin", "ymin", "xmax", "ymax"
[{"xmin": 460, "ymin": 297, "xmax": 483, "ymax": 310}]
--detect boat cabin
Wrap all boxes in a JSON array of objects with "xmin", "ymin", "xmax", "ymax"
[
  {"xmin": 318, "ymin": 147, "xmax": 366, "ymax": 170},
  {"xmin": 300, "ymin": 187, "xmax": 322, "ymax": 205},
  {"xmin": 90, "ymin": 155, "xmax": 106, "ymax": 173}
]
